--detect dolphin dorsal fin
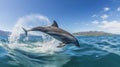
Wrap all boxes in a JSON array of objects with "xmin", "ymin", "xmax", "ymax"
[{"xmin": 52, "ymin": 20, "xmax": 59, "ymax": 27}]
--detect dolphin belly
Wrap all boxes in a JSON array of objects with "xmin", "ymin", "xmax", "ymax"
[{"xmin": 47, "ymin": 32, "xmax": 73, "ymax": 44}]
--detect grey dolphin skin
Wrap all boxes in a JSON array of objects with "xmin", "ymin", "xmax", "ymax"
[{"xmin": 22, "ymin": 20, "xmax": 80, "ymax": 48}]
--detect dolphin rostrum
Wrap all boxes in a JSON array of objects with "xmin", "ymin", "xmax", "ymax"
[{"xmin": 22, "ymin": 20, "xmax": 80, "ymax": 48}]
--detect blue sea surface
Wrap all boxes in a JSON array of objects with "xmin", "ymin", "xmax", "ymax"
[{"xmin": 0, "ymin": 35, "xmax": 120, "ymax": 67}]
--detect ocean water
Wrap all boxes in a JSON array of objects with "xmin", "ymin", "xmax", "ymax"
[
  {"xmin": 1, "ymin": 15, "xmax": 120, "ymax": 67},
  {"xmin": 0, "ymin": 35, "xmax": 120, "ymax": 67}
]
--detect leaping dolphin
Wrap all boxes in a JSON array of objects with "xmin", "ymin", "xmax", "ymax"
[{"xmin": 22, "ymin": 20, "xmax": 80, "ymax": 48}]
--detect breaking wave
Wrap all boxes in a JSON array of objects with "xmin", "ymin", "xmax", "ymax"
[{"xmin": 3, "ymin": 14, "xmax": 69, "ymax": 67}]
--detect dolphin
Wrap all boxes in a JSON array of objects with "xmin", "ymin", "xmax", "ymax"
[{"xmin": 22, "ymin": 20, "xmax": 80, "ymax": 48}]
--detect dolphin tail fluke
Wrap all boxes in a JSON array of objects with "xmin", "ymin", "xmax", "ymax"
[{"xmin": 22, "ymin": 27, "xmax": 28, "ymax": 36}]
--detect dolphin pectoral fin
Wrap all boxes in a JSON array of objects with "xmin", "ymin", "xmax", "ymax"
[{"xmin": 57, "ymin": 43, "xmax": 65, "ymax": 48}]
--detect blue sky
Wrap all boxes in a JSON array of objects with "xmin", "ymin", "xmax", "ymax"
[{"xmin": 1, "ymin": 0, "xmax": 120, "ymax": 33}]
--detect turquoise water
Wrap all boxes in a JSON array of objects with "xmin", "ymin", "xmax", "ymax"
[{"xmin": 0, "ymin": 35, "xmax": 120, "ymax": 67}]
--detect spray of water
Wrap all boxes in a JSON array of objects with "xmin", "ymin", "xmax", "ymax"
[
  {"xmin": 9, "ymin": 14, "xmax": 50, "ymax": 43},
  {"xmin": 3, "ymin": 14, "xmax": 70, "ymax": 67},
  {"xmin": 8, "ymin": 14, "xmax": 62, "ymax": 53}
]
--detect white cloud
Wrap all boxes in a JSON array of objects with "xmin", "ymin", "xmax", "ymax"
[
  {"xmin": 117, "ymin": 7, "xmax": 120, "ymax": 11},
  {"xmin": 101, "ymin": 14, "xmax": 109, "ymax": 20},
  {"xmin": 104, "ymin": 7, "xmax": 110, "ymax": 11},
  {"xmin": 92, "ymin": 20, "xmax": 99, "ymax": 25},
  {"xmin": 98, "ymin": 21, "xmax": 120, "ymax": 28},
  {"xmin": 92, "ymin": 20, "xmax": 120, "ymax": 34}
]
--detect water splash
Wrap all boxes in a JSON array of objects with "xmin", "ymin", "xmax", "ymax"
[
  {"xmin": 4, "ymin": 14, "xmax": 71, "ymax": 67},
  {"xmin": 8, "ymin": 14, "xmax": 62, "ymax": 53},
  {"xmin": 9, "ymin": 14, "xmax": 50, "ymax": 44}
]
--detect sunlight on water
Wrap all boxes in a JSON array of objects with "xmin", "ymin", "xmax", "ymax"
[{"xmin": 90, "ymin": 39, "xmax": 120, "ymax": 56}]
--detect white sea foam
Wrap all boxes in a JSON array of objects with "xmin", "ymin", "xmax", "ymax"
[
  {"xmin": 8, "ymin": 14, "xmax": 62, "ymax": 54},
  {"xmin": 9, "ymin": 14, "xmax": 50, "ymax": 44},
  {"xmin": 6, "ymin": 14, "xmax": 70, "ymax": 67}
]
